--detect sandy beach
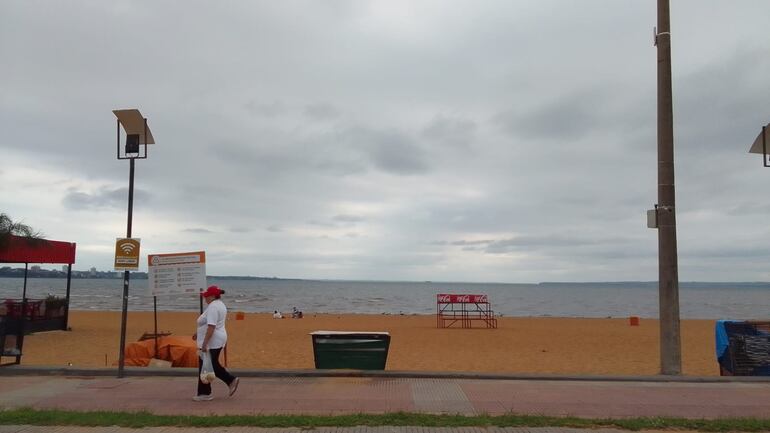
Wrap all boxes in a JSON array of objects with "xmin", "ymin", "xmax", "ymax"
[{"xmin": 16, "ymin": 311, "xmax": 719, "ymax": 376}]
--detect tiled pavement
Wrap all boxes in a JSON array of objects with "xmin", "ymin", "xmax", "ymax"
[{"xmin": 0, "ymin": 374, "xmax": 769, "ymax": 419}]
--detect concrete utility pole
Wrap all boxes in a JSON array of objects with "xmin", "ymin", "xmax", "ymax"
[{"xmin": 656, "ymin": 0, "xmax": 682, "ymax": 375}]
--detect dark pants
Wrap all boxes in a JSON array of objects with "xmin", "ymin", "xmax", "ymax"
[{"xmin": 197, "ymin": 347, "xmax": 236, "ymax": 396}]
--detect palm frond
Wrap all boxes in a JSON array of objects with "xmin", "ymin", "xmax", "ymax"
[{"xmin": 0, "ymin": 213, "xmax": 45, "ymax": 249}]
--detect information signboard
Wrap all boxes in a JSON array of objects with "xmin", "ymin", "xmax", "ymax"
[
  {"xmin": 147, "ymin": 251, "xmax": 206, "ymax": 296},
  {"xmin": 114, "ymin": 238, "xmax": 141, "ymax": 271}
]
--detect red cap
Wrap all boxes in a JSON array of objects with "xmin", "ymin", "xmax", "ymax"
[{"xmin": 201, "ymin": 285, "xmax": 224, "ymax": 298}]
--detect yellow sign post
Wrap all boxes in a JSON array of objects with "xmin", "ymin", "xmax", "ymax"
[{"xmin": 114, "ymin": 238, "xmax": 141, "ymax": 271}]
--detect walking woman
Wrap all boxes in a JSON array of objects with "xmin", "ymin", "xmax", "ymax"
[{"xmin": 193, "ymin": 285, "xmax": 239, "ymax": 401}]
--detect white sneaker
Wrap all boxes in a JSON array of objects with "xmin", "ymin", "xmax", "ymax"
[
  {"xmin": 193, "ymin": 394, "xmax": 214, "ymax": 402},
  {"xmin": 228, "ymin": 377, "xmax": 240, "ymax": 397}
]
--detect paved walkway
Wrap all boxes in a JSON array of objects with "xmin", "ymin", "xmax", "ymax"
[{"xmin": 0, "ymin": 374, "xmax": 769, "ymax": 419}]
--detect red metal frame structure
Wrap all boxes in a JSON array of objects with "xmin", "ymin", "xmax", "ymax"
[
  {"xmin": 0, "ymin": 235, "xmax": 76, "ymax": 365},
  {"xmin": 436, "ymin": 294, "xmax": 497, "ymax": 329}
]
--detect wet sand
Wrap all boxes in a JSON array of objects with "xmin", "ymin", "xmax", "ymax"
[{"xmin": 18, "ymin": 311, "xmax": 719, "ymax": 375}]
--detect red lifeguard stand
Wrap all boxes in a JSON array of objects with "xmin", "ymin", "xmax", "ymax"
[{"xmin": 436, "ymin": 294, "xmax": 498, "ymax": 329}]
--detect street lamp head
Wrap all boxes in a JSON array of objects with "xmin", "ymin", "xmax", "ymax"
[
  {"xmin": 113, "ymin": 109, "xmax": 155, "ymax": 160},
  {"xmin": 747, "ymin": 123, "xmax": 770, "ymax": 167},
  {"xmin": 125, "ymin": 134, "xmax": 140, "ymax": 154}
]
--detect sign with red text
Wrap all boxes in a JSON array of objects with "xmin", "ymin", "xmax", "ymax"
[
  {"xmin": 436, "ymin": 294, "xmax": 488, "ymax": 304},
  {"xmin": 147, "ymin": 251, "xmax": 206, "ymax": 296}
]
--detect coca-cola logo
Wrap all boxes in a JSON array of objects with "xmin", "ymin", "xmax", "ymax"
[{"xmin": 437, "ymin": 294, "xmax": 490, "ymax": 303}]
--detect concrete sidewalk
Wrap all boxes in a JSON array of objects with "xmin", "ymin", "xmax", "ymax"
[{"xmin": 1, "ymin": 374, "xmax": 769, "ymax": 419}]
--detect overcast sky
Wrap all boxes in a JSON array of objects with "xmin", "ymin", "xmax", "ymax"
[{"xmin": 2, "ymin": 1, "xmax": 769, "ymax": 282}]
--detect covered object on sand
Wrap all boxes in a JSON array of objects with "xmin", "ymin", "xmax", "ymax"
[
  {"xmin": 120, "ymin": 336, "xmax": 198, "ymax": 367},
  {"xmin": 716, "ymin": 320, "xmax": 770, "ymax": 376}
]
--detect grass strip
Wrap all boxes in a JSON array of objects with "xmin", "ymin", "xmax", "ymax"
[{"xmin": 0, "ymin": 408, "xmax": 769, "ymax": 431}]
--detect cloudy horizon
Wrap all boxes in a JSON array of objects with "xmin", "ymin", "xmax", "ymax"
[{"xmin": 2, "ymin": 1, "xmax": 770, "ymax": 283}]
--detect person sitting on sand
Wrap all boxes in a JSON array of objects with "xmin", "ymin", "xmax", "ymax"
[
  {"xmin": 291, "ymin": 307, "xmax": 303, "ymax": 319},
  {"xmin": 272, "ymin": 310, "xmax": 283, "ymax": 319}
]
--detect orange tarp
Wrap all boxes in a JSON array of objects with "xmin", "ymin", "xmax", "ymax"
[{"xmin": 121, "ymin": 336, "xmax": 198, "ymax": 367}]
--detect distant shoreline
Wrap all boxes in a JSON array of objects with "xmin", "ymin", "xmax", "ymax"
[
  {"xmin": 2, "ymin": 274, "xmax": 770, "ymax": 288},
  {"xmin": 0, "ymin": 272, "xmax": 299, "ymax": 281}
]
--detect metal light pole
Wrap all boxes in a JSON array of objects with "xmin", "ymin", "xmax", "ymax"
[
  {"xmin": 655, "ymin": 0, "xmax": 682, "ymax": 375},
  {"xmin": 114, "ymin": 109, "xmax": 155, "ymax": 378}
]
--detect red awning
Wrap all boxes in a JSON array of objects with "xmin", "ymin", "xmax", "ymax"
[{"xmin": 0, "ymin": 234, "xmax": 76, "ymax": 264}]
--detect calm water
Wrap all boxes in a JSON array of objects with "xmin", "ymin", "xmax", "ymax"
[{"xmin": 1, "ymin": 277, "xmax": 769, "ymax": 319}]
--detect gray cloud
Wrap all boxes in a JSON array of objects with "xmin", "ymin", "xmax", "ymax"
[
  {"xmin": 229, "ymin": 227, "xmax": 252, "ymax": 233},
  {"xmin": 343, "ymin": 127, "xmax": 430, "ymax": 175},
  {"xmin": 486, "ymin": 235, "xmax": 604, "ymax": 253},
  {"xmin": 182, "ymin": 228, "xmax": 214, "ymax": 234},
  {"xmin": 333, "ymin": 214, "xmax": 364, "ymax": 223},
  {"xmin": 675, "ymin": 48, "xmax": 770, "ymax": 153},
  {"xmin": 493, "ymin": 91, "xmax": 603, "ymax": 141},
  {"xmin": 244, "ymin": 100, "xmax": 287, "ymax": 118},
  {"xmin": 450, "ymin": 240, "xmax": 492, "ymax": 246},
  {"xmin": 307, "ymin": 220, "xmax": 329, "ymax": 227},
  {"xmin": 304, "ymin": 103, "xmax": 340, "ymax": 121},
  {"xmin": 3, "ymin": 1, "xmax": 770, "ymax": 282},
  {"xmin": 62, "ymin": 187, "xmax": 150, "ymax": 211},
  {"xmin": 422, "ymin": 115, "xmax": 477, "ymax": 148}
]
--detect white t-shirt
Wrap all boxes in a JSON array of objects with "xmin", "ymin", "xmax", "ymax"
[{"xmin": 196, "ymin": 299, "xmax": 228, "ymax": 349}]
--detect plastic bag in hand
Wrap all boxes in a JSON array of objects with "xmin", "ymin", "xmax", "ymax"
[{"xmin": 199, "ymin": 350, "xmax": 216, "ymax": 384}]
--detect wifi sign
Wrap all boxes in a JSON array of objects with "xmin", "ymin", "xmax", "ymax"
[
  {"xmin": 119, "ymin": 242, "xmax": 136, "ymax": 254},
  {"xmin": 114, "ymin": 238, "xmax": 141, "ymax": 271}
]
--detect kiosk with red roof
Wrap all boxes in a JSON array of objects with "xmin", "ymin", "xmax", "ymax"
[{"xmin": 0, "ymin": 234, "xmax": 76, "ymax": 365}]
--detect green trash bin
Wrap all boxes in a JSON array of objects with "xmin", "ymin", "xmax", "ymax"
[{"xmin": 310, "ymin": 331, "xmax": 390, "ymax": 370}]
